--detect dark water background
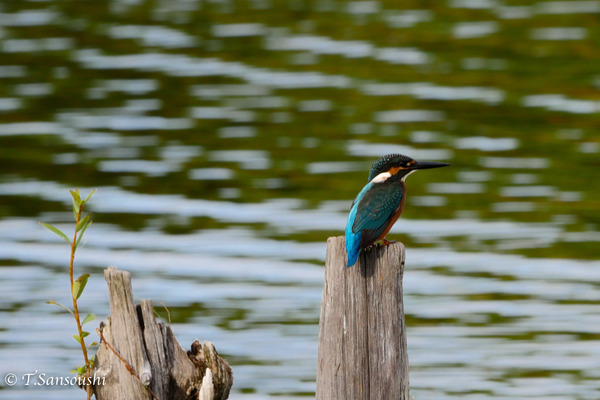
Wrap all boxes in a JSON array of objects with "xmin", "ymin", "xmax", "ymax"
[{"xmin": 1, "ymin": 0, "xmax": 599, "ymax": 399}]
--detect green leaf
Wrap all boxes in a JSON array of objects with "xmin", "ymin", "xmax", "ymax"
[
  {"xmin": 75, "ymin": 221, "xmax": 92, "ymax": 249},
  {"xmin": 40, "ymin": 222, "xmax": 71, "ymax": 244},
  {"xmin": 70, "ymin": 189, "xmax": 81, "ymax": 204},
  {"xmin": 72, "ymin": 273, "xmax": 90, "ymax": 300},
  {"xmin": 76, "ymin": 215, "xmax": 90, "ymax": 232},
  {"xmin": 82, "ymin": 188, "xmax": 97, "ymax": 205},
  {"xmin": 72, "ymin": 198, "xmax": 80, "ymax": 221},
  {"xmin": 69, "ymin": 368, "xmax": 78, "ymax": 374},
  {"xmin": 88, "ymin": 341, "xmax": 98, "ymax": 348},
  {"xmin": 47, "ymin": 300, "xmax": 74, "ymax": 316},
  {"xmin": 80, "ymin": 331, "xmax": 90, "ymax": 338},
  {"xmin": 73, "ymin": 334, "xmax": 82, "ymax": 344},
  {"xmin": 82, "ymin": 314, "xmax": 96, "ymax": 325}
]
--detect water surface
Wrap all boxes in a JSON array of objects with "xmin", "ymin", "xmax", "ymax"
[{"xmin": 0, "ymin": 1, "xmax": 599, "ymax": 399}]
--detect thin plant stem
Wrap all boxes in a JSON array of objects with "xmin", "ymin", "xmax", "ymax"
[
  {"xmin": 70, "ymin": 203, "xmax": 92, "ymax": 400},
  {"xmin": 42, "ymin": 189, "xmax": 97, "ymax": 399}
]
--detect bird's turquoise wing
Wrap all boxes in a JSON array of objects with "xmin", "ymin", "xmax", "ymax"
[{"xmin": 352, "ymin": 182, "xmax": 404, "ymax": 246}]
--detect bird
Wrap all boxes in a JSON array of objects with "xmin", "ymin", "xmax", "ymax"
[{"xmin": 345, "ymin": 153, "xmax": 450, "ymax": 267}]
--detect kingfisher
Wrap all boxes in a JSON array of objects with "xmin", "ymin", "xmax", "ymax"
[{"xmin": 345, "ymin": 153, "xmax": 450, "ymax": 267}]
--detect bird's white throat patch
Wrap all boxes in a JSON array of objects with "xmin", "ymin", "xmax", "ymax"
[
  {"xmin": 371, "ymin": 169, "xmax": 416, "ymax": 184},
  {"xmin": 371, "ymin": 172, "xmax": 392, "ymax": 183},
  {"xmin": 401, "ymin": 170, "xmax": 416, "ymax": 182}
]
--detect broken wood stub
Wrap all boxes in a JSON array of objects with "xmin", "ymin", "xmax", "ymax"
[{"xmin": 92, "ymin": 266, "xmax": 232, "ymax": 400}]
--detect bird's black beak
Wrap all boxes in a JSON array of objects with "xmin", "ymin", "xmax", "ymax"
[{"xmin": 410, "ymin": 161, "xmax": 451, "ymax": 170}]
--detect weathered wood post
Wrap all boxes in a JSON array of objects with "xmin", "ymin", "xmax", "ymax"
[
  {"xmin": 91, "ymin": 266, "xmax": 233, "ymax": 400},
  {"xmin": 316, "ymin": 236, "xmax": 408, "ymax": 400}
]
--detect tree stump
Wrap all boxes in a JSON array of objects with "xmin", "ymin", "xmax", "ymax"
[
  {"xmin": 316, "ymin": 236, "xmax": 409, "ymax": 400},
  {"xmin": 91, "ymin": 266, "xmax": 232, "ymax": 400}
]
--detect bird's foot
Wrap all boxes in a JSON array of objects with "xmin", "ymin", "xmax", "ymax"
[
  {"xmin": 379, "ymin": 238, "xmax": 396, "ymax": 247},
  {"xmin": 365, "ymin": 238, "xmax": 396, "ymax": 250}
]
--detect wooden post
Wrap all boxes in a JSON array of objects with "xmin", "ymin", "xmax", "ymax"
[
  {"xmin": 316, "ymin": 236, "xmax": 409, "ymax": 400},
  {"xmin": 91, "ymin": 266, "xmax": 233, "ymax": 400}
]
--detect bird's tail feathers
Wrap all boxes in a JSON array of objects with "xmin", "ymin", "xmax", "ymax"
[{"xmin": 345, "ymin": 232, "xmax": 361, "ymax": 267}]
